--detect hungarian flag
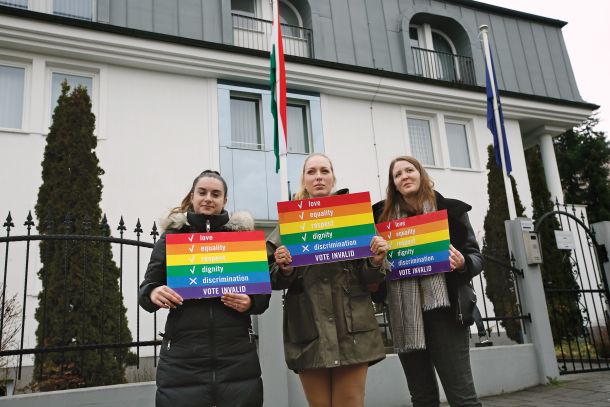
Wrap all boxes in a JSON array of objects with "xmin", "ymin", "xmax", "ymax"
[{"xmin": 270, "ymin": 0, "xmax": 287, "ymax": 173}]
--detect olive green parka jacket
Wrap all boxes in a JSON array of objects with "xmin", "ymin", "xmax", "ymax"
[{"xmin": 266, "ymin": 196, "xmax": 387, "ymax": 372}]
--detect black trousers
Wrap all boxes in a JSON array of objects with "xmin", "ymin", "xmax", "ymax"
[{"xmin": 398, "ymin": 308, "xmax": 481, "ymax": 407}]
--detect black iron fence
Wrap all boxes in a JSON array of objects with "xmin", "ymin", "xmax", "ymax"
[
  {"xmin": 411, "ymin": 46, "xmax": 476, "ymax": 86},
  {"xmin": 0, "ymin": 212, "xmax": 160, "ymax": 382},
  {"xmin": 232, "ymin": 13, "xmax": 313, "ymax": 58},
  {"xmin": 538, "ymin": 201, "xmax": 610, "ymax": 374}
]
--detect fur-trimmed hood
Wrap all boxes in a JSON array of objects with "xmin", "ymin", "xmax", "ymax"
[{"xmin": 160, "ymin": 210, "xmax": 255, "ymax": 233}]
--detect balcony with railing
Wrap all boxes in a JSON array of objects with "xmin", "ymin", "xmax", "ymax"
[
  {"xmin": 411, "ymin": 47, "xmax": 476, "ymax": 86},
  {"xmin": 232, "ymin": 13, "xmax": 313, "ymax": 58}
]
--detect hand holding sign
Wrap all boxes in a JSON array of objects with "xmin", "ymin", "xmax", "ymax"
[
  {"xmin": 369, "ymin": 236, "xmax": 388, "ymax": 266},
  {"xmin": 449, "ymin": 244, "xmax": 465, "ymax": 271},
  {"xmin": 150, "ymin": 285, "xmax": 183, "ymax": 309},
  {"xmin": 274, "ymin": 245, "xmax": 294, "ymax": 275}
]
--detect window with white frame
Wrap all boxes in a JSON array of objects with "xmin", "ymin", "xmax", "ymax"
[
  {"xmin": 445, "ymin": 122, "xmax": 472, "ymax": 168},
  {"xmin": 53, "ymin": 0, "xmax": 94, "ymax": 21},
  {"xmin": 50, "ymin": 71, "xmax": 93, "ymax": 115},
  {"xmin": 286, "ymin": 102, "xmax": 311, "ymax": 153},
  {"xmin": 407, "ymin": 117, "xmax": 435, "ymax": 166},
  {"xmin": 230, "ymin": 94, "xmax": 263, "ymax": 150},
  {"xmin": 0, "ymin": 64, "xmax": 25, "ymax": 130},
  {"xmin": 0, "ymin": 0, "xmax": 27, "ymax": 9}
]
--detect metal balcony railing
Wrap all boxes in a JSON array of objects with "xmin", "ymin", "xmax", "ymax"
[
  {"xmin": 232, "ymin": 13, "xmax": 313, "ymax": 58},
  {"xmin": 411, "ymin": 47, "xmax": 476, "ymax": 86}
]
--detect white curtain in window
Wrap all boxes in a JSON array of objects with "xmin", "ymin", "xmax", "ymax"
[
  {"xmin": 0, "ymin": 0, "xmax": 28, "ymax": 8},
  {"xmin": 0, "ymin": 65, "xmax": 25, "ymax": 129},
  {"xmin": 54, "ymin": 0, "xmax": 93, "ymax": 20},
  {"xmin": 230, "ymin": 97, "xmax": 262, "ymax": 149},
  {"xmin": 287, "ymin": 104, "xmax": 309, "ymax": 153},
  {"xmin": 407, "ymin": 118, "xmax": 435, "ymax": 166},
  {"xmin": 51, "ymin": 72, "xmax": 93, "ymax": 113},
  {"xmin": 445, "ymin": 123, "xmax": 471, "ymax": 168}
]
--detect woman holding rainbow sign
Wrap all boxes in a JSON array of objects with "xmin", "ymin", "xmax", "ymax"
[
  {"xmin": 139, "ymin": 170, "xmax": 270, "ymax": 407},
  {"xmin": 267, "ymin": 153, "xmax": 389, "ymax": 407},
  {"xmin": 374, "ymin": 156, "xmax": 482, "ymax": 407}
]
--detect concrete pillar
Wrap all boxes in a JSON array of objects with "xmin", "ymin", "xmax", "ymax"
[
  {"xmin": 538, "ymin": 133, "xmax": 564, "ymax": 204},
  {"xmin": 505, "ymin": 218, "xmax": 559, "ymax": 383}
]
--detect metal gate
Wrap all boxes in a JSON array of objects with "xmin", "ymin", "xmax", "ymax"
[{"xmin": 536, "ymin": 203, "xmax": 610, "ymax": 374}]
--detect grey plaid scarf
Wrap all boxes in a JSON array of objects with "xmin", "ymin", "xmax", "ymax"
[{"xmin": 387, "ymin": 200, "xmax": 450, "ymax": 352}]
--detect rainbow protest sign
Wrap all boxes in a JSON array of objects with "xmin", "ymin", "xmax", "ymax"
[
  {"xmin": 277, "ymin": 192, "xmax": 376, "ymax": 267},
  {"xmin": 165, "ymin": 230, "xmax": 271, "ymax": 299},
  {"xmin": 376, "ymin": 210, "xmax": 450, "ymax": 280}
]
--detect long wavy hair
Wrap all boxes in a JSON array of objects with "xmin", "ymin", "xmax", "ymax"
[
  {"xmin": 378, "ymin": 156, "xmax": 436, "ymax": 222},
  {"xmin": 171, "ymin": 170, "xmax": 228, "ymax": 214},
  {"xmin": 293, "ymin": 153, "xmax": 337, "ymax": 200}
]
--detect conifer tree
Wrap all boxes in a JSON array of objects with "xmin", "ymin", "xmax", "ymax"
[
  {"xmin": 33, "ymin": 82, "xmax": 133, "ymax": 390},
  {"xmin": 525, "ymin": 147, "xmax": 582, "ymax": 340},
  {"xmin": 482, "ymin": 145, "xmax": 525, "ymax": 342},
  {"xmin": 554, "ymin": 115, "xmax": 610, "ymax": 224}
]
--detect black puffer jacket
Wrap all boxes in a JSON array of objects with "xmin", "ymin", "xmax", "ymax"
[{"xmin": 139, "ymin": 210, "xmax": 270, "ymax": 407}]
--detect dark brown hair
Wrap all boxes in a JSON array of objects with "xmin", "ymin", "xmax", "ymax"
[
  {"xmin": 171, "ymin": 170, "xmax": 228, "ymax": 214},
  {"xmin": 378, "ymin": 156, "xmax": 436, "ymax": 222}
]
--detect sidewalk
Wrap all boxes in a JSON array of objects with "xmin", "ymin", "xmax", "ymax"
[{"xmin": 464, "ymin": 371, "xmax": 610, "ymax": 407}]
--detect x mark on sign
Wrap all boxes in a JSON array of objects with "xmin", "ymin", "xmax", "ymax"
[
  {"xmin": 302, "ymin": 245, "xmax": 309, "ymax": 252},
  {"xmin": 189, "ymin": 277, "xmax": 197, "ymax": 285},
  {"xmin": 389, "ymin": 261, "xmax": 395, "ymax": 268}
]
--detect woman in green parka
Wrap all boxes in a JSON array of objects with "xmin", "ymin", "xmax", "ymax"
[{"xmin": 266, "ymin": 153, "xmax": 389, "ymax": 407}]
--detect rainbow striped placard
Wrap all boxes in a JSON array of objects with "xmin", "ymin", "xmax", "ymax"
[
  {"xmin": 277, "ymin": 192, "xmax": 376, "ymax": 267},
  {"xmin": 165, "ymin": 230, "xmax": 271, "ymax": 299},
  {"xmin": 376, "ymin": 210, "xmax": 450, "ymax": 280}
]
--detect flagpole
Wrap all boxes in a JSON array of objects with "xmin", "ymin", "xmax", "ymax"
[
  {"xmin": 480, "ymin": 25, "xmax": 517, "ymax": 220},
  {"xmin": 272, "ymin": 0, "xmax": 290, "ymax": 201}
]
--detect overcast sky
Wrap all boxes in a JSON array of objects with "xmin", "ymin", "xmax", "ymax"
[{"xmin": 480, "ymin": 0, "xmax": 610, "ymax": 137}]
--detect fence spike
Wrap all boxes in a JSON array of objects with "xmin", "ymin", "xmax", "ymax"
[
  {"xmin": 24, "ymin": 211, "xmax": 35, "ymax": 231},
  {"xmin": 151, "ymin": 222, "xmax": 159, "ymax": 240},
  {"xmin": 118, "ymin": 216, "xmax": 126, "ymax": 235},
  {"xmin": 82, "ymin": 215, "xmax": 92, "ymax": 234},
  {"xmin": 3, "ymin": 212, "xmax": 14, "ymax": 231},
  {"xmin": 100, "ymin": 214, "xmax": 110, "ymax": 234},
  {"xmin": 63, "ymin": 213, "xmax": 73, "ymax": 233},
  {"xmin": 134, "ymin": 219, "xmax": 143, "ymax": 236}
]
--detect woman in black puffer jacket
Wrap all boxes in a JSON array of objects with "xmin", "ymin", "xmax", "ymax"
[{"xmin": 139, "ymin": 170, "xmax": 270, "ymax": 407}]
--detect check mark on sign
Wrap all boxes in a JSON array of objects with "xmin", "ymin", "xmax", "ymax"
[
  {"xmin": 297, "ymin": 201, "xmax": 303, "ymax": 209},
  {"xmin": 188, "ymin": 245, "xmax": 195, "ymax": 253},
  {"xmin": 188, "ymin": 234, "xmax": 194, "ymax": 242},
  {"xmin": 298, "ymin": 212, "xmax": 304, "ymax": 220},
  {"xmin": 190, "ymin": 255, "xmax": 195, "ymax": 263},
  {"xmin": 301, "ymin": 223, "xmax": 306, "ymax": 231},
  {"xmin": 190, "ymin": 266, "xmax": 196, "ymax": 274},
  {"xmin": 301, "ymin": 233, "xmax": 307, "ymax": 241}
]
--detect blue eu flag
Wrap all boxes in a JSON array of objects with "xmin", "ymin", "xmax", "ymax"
[{"xmin": 486, "ymin": 50, "xmax": 512, "ymax": 175}]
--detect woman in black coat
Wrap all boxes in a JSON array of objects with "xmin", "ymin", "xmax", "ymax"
[
  {"xmin": 374, "ymin": 156, "xmax": 482, "ymax": 407},
  {"xmin": 139, "ymin": 170, "xmax": 270, "ymax": 407}
]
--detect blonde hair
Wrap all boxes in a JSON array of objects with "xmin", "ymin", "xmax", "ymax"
[
  {"xmin": 378, "ymin": 156, "xmax": 435, "ymax": 222},
  {"xmin": 293, "ymin": 153, "xmax": 336, "ymax": 200}
]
